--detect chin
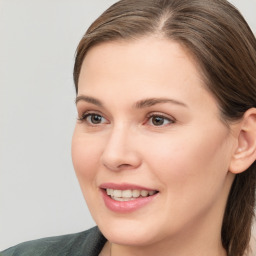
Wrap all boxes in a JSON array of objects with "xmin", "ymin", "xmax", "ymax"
[
  {"xmin": 95, "ymin": 214, "xmax": 169, "ymax": 247},
  {"xmin": 101, "ymin": 225, "xmax": 157, "ymax": 246}
]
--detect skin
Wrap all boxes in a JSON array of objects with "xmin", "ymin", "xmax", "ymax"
[{"xmin": 71, "ymin": 37, "xmax": 239, "ymax": 256}]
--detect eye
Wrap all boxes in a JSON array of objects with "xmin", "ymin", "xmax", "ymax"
[
  {"xmin": 78, "ymin": 112, "xmax": 108, "ymax": 125},
  {"xmin": 147, "ymin": 114, "xmax": 175, "ymax": 126}
]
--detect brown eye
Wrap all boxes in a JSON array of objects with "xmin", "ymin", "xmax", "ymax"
[
  {"xmin": 89, "ymin": 114, "xmax": 103, "ymax": 124},
  {"xmin": 148, "ymin": 115, "xmax": 174, "ymax": 126},
  {"xmin": 151, "ymin": 116, "xmax": 165, "ymax": 126},
  {"xmin": 79, "ymin": 113, "xmax": 108, "ymax": 125}
]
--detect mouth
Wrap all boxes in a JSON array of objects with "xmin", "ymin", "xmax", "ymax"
[
  {"xmin": 104, "ymin": 188, "xmax": 158, "ymax": 201},
  {"xmin": 100, "ymin": 185, "xmax": 159, "ymax": 213},
  {"xmin": 100, "ymin": 184, "xmax": 159, "ymax": 212}
]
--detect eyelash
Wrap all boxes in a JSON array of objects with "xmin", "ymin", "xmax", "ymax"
[
  {"xmin": 77, "ymin": 112, "xmax": 108, "ymax": 125},
  {"xmin": 77, "ymin": 111, "xmax": 175, "ymax": 127},
  {"xmin": 145, "ymin": 113, "xmax": 175, "ymax": 127}
]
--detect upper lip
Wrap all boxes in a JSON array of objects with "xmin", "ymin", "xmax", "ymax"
[{"xmin": 99, "ymin": 182, "xmax": 158, "ymax": 191}]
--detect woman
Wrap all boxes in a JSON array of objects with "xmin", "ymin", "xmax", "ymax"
[{"xmin": 2, "ymin": 0, "xmax": 256, "ymax": 255}]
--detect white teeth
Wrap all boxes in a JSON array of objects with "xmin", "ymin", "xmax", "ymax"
[
  {"xmin": 122, "ymin": 190, "xmax": 132, "ymax": 198},
  {"xmin": 141, "ymin": 190, "xmax": 149, "ymax": 197},
  {"xmin": 149, "ymin": 191, "xmax": 155, "ymax": 196},
  {"xmin": 112, "ymin": 197, "xmax": 137, "ymax": 201},
  {"xmin": 105, "ymin": 188, "xmax": 157, "ymax": 201},
  {"xmin": 132, "ymin": 189, "xmax": 140, "ymax": 198},
  {"xmin": 113, "ymin": 190, "xmax": 122, "ymax": 198},
  {"xmin": 107, "ymin": 189, "xmax": 113, "ymax": 196}
]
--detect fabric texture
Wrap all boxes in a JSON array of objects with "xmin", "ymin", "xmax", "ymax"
[{"xmin": 0, "ymin": 226, "xmax": 106, "ymax": 256}]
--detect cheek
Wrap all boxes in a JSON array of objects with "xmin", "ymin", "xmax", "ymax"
[
  {"xmin": 141, "ymin": 128, "xmax": 232, "ymax": 228},
  {"xmin": 71, "ymin": 131, "xmax": 102, "ymax": 185},
  {"xmin": 143, "ymin": 127, "xmax": 231, "ymax": 196},
  {"xmin": 71, "ymin": 131, "xmax": 105, "ymax": 222}
]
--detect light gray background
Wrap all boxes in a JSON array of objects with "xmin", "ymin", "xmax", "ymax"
[{"xmin": 0, "ymin": 0, "xmax": 256, "ymax": 251}]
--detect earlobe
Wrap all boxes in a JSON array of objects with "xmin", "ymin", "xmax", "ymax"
[{"xmin": 229, "ymin": 108, "xmax": 256, "ymax": 174}]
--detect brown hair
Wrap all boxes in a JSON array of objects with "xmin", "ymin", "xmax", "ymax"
[{"xmin": 73, "ymin": 0, "xmax": 256, "ymax": 255}]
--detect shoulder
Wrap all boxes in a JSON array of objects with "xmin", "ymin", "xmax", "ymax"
[{"xmin": 0, "ymin": 226, "xmax": 106, "ymax": 256}]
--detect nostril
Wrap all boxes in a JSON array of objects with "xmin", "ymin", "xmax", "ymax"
[
  {"xmin": 103, "ymin": 162, "xmax": 137, "ymax": 172},
  {"xmin": 117, "ymin": 163, "xmax": 132, "ymax": 169}
]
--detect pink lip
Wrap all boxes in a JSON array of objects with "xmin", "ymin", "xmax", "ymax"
[{"xmin": 99, "ymin": 183, "xmax": 159, "ymax": 213}]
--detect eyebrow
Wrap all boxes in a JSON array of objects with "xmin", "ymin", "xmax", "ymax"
[
  {"xmin": 75, "ymin": 95, "xmax": 187, "ymax": 109},
  {"xmin": 134, "ymin": 98, "xmax": 188, "ymax": 109},
  {"xmin": 75, "ymin": 95, "xmax": 103, "ymax": 107}
]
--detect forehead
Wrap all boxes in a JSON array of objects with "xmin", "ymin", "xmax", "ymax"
[
  {"xmin": 80, "ymin": 37, "xmax": 204, "ymax": 87},
  {"xmin": 78, "ymin": 37, "xmax": 218, "ymax": 114}
]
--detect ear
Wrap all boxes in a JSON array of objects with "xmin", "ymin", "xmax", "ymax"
[{"xmin": 229, "ymin": 108, "xmax": 256, "ymax": 174}]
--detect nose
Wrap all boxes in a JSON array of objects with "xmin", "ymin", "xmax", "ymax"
[{"xmin": 100, "ymin": 125, "xmax": 141, "ymax": 172}]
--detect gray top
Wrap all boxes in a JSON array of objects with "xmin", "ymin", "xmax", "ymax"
[{"xmin": 0, "ymin": 226, "xmax": 106, "ymax": 256}]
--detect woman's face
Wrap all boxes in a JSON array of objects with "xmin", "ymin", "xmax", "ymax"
[{"xmin": 72, "ymin": 38, "xmax": 236, "ymax": 247}]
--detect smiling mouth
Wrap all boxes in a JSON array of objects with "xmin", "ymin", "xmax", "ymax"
[{"xmin": 104, "ymin": 188, "xmax": 159, "ymax": 202}]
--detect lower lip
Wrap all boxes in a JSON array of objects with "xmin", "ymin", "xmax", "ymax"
[{"xmin": 101, "ymin": 189, "xmax": 158, "ymax": 213}]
